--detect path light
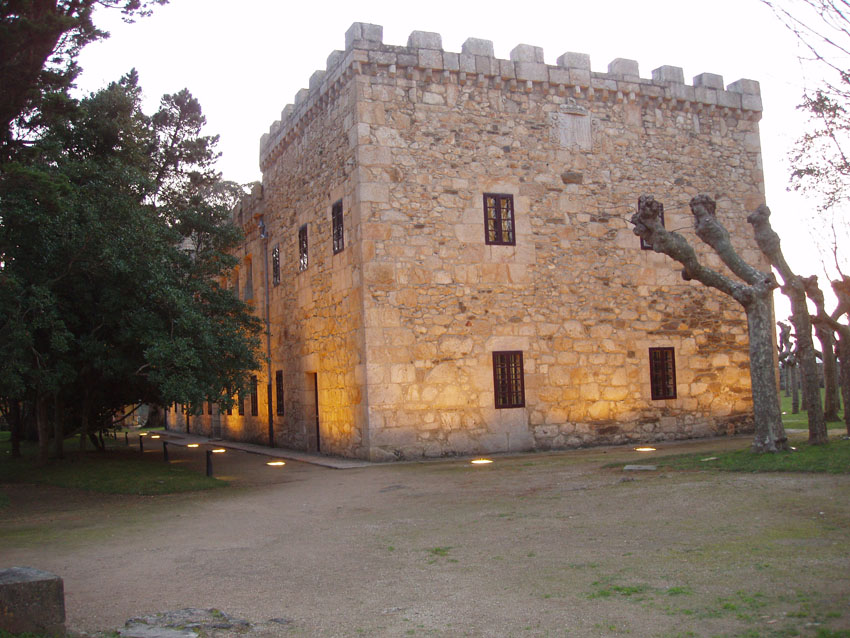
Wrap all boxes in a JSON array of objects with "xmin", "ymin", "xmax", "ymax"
[
  {"xmin": 150, "ymin": 434, "xmax": 161, "ymax": 439},
  {"xmin": 206, "ymin": 448, "xmax": 226, "ymax": 478},
  {"xmin": 139, "ymin": 432, "xmax": 148, "ymax": 436},
  {"xmin": 187, "ymin": 443, "xmax": 199, "ymax": 448},
  {"xmin": 212, "ymin": 448, "xmax": 226, "ymax": 453},
  {"xmin": 470, "ymin": 458, "xmax": 493, "ymax": 465},
  {"xmin": 635, "ymin": 447, "xmax": 656, "ymax": 452},
  {"xmin": 266, "ymin": 461, "xmax": 286, "ymax": 467}
]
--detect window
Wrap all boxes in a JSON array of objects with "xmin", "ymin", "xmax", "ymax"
[
  {"xmin": 493, "ymin": 351, "xmax": 525, "ymax": 408},
  {"xmin": 484, "ymin": 193, "xmax": 516, "ymax": 246},
  {"xmin": 238, "ymin": 391, "xmax": 245, "ymax": 416},
  {"xmin": 332, "ymin": 200, "xmax": 344, "ymax": 254},
  {"xmin": 272, "ymin": 244, "xmax": 280, "ymax": 286},
  {"xmin": 275, "ymin": 370, "xmax": 285, "ymax": 416},
  {"xmin": 206, "ymin": 401, "xmax": 212, "ymax": 415},
  {"xmin": 250, "ymin": 375, "xmax": 259, "ymax": 417},
  {"xmin": 298, "ymin": 224, "xmax": 308, "ymax": 272},
  {"xmin": 641, "ymin": 209, "xmax": 664, "ymax": 250},
  {"xmin": 649, "ymin": 347, "xmax": 677, "ymax": 400}
]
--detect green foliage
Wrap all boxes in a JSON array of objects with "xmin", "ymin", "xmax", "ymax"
[
  {"xmin": 651, "ymin": 437, "xmax": 850, "ymax": 474},
  {"xmin": 0, "ymin": 71, "xmax": 261, "ymax": 456}
]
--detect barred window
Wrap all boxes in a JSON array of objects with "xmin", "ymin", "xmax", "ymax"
[
  {"xmin": 250, "ymin": 375, "xmax": 259, "ymax": 417},
  {"xmin": 493, "ymin": 351, "xmax": 525, "ymax": 409},
  {"xmin": 649, "ymin": 347, "xmax": 677, "ymax": 400},
  {"xmin": 272, "ymin": 244, "xmax": 280, "ymax": 286},
  {"xmin": 238, "ymin": 391, "xmax": 245, "ymax": 416},
  {"xmin": 332, "ymin": 200, "xmax": 344, "ymax": 254},
  {"xmin": 484, "ymin": 193, "xmax": 516, "ymax": 246},
  {"xmin": 298, "ymin": 224, "xmax": 308, "ymax": 272}
]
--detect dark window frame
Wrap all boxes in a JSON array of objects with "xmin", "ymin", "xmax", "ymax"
[
  {"xmin": 250, "ymin": 375, "xmax": 259, "ymax": 417},
  {"xmin": 275, "ymin": 370, "xmax": 285, "ymax": 416},
  {"xmin": 237, "ymin": 391, "xmax": 245, "ymax": 416},
  {"xmin": 483, "ymin": 193, "xmax": 516, "ymax": 246},
  {"xmin": 332, "ymin": 200, "xmax": 344, "ymax": 254},
  {"xmin": 641, "ymin": 210, "xmax": 665, "ymax": 250},
  {"xmin": 649, "ymin": 347, "xmax": 677, "ymax": 400},
  {"xmin": 272, "ymin": 244, "xmax": 280, "ymax": 286},
  {"xmin": 492, "ymin": 350, "xmax": 526, "ymax": 409},
  {"xmin": 298, "ymin": 224, "xmax": 308, "ymax": 272}
]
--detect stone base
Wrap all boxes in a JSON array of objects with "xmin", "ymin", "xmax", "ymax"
[{"xmin": 0, "ymin": 567, "xmax": 65, "ymax": 636}]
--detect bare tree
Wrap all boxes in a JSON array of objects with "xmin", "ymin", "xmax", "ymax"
[
  {"xmin": 808, "ymin": 276, "xmax": 850, "ymax": 434},
  {"xmin": 631, "ymin": 195, "xmax": 788, "ymax": 453}
]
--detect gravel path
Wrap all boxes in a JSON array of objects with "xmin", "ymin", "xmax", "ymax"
[{"xmin": 2, "ymin": 438, "xmax": 849, "ymax": 637}]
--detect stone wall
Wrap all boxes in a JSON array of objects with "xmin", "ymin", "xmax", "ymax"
[{"xmin": 221, "ymin": 23, "xmax": 768, "ymax": 460}]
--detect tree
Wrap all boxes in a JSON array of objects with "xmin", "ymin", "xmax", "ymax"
[
  {"xmin": 631, "ymin": 195, "xmax": 789, "ymax": 453},
  {"xmin": 0, "ymin": 73, "xmax": 261, "ymax": 463},
  {"xmin": 0, "ymin": 0, "xmax": 168, "ymax": 157}
]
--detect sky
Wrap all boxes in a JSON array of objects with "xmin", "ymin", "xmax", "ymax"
[{"xmin": 75, "ymin": 0, "xmax": 845, "ymax": 317}]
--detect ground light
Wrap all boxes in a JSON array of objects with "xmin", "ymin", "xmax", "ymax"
[
  {"xmin": 150, "ymin": 434, "xmax": 161, "ymax": 439},
  {"xmin": 470, "ymin": 458, "xmax": 493, "ymax": 465},
  {"xmin": 635, "ymin": 447, "xmax": 656, "ymax": 452},
  {"xmin": 212, "ymin": 448, "xmax": 226, "ymax": 453},
  {"xmin": 266, "ymin": 461, "xmax": 286, "ymax": 467},
  {"xmin": 187, "ymin": 443, "xmax": 199, "ymax": 448}
]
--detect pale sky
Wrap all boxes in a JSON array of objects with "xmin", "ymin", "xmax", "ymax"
[{"xmin": 76, "ymin": 0, "xmax": 846, "ymax": 318}]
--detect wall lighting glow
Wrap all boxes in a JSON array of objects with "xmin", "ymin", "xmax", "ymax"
[
  {"xmin": 635, "ymin": 447, "xmax": 656, "ymax": 452},
  {"xmin": 471, "ymin": 458, "xmax": 493, "ymax": 465},
  {"xmin": 212, "ymin": 448, "xmax": 226, "ymax": 453},
  {"xmin": 266, "ymin": 461, "xmax": 286, "ymax": 467},
  {"xmin": 187, "ymin": 443, "xmax": 199, "ymax": 448}
]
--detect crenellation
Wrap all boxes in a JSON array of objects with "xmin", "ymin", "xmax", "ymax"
[
  {"xmin": 407, "ymin": 30, "xmax": 442, "ymax": 50},
  {"xmin": 694, "ymin": 72, "xmax": 724, "ymax": 90},
  {"xmin": 260, "ymin": 24, "xmax": 763, "ymax": 169},
  {"xmin": 652, "ymin": 65, "xmax": 684, "ymax": 84},
  {"xmin": 608, "ymin": 58, "xmax": 640, "ymax": 79}
]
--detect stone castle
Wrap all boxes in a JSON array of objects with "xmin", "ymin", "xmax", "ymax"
[{"xmin": 175, "ymin": 22, "xmax": 768, "ymax": 460}]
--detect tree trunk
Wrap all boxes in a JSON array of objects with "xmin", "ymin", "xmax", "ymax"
[
  {"xmin": 35, "ymin": 394, "xmax": 50, "ymax": 466},
  {"xmin": 747, "ymin": 297, "xmax": 789, "ymax": 452},
  {"xmin": 816, "ymin": 325, "xmax": 841, "ymax": 421},
  {"xmin": 787, "ymin": 284, "xmax": 828, "ymax": 444},
  {"xmin": 791, "ymin": 365, "xmax": 799, "ymax": 413},
  {"xmin": 838, "ymin": 333, "xmax": 850, "ymax": 436},
  {"xmin": 7, "ymin": 400, "xmax": 22, "ymax": 458},
  {"xmin": 53, "ymin": 396, "xmax": 64, "ymax": 459},
  {"xmin": 783, "ymin": 365, "xmax": 791, "ymax": 396},
  {"xmin": 79, "ymin": 391, "xmax": 90, "ymax": 452}
]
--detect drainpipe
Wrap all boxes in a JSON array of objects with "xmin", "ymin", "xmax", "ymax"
[{"xmin": 259, "ymin": 217, "xmax": 275, "ymax": 447}]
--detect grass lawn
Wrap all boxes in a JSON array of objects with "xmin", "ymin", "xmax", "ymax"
[
  {"xmin": 0, "ymin": 431, "xmax": 226, "ymax": 495},
  {"xmin": 780, "ymin": 387, "xmax": 846, "ymax": 431}
]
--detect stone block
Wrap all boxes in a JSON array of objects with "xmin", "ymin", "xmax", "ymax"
[
  {"xmin": 0, "ymin": 567, "xmax": 65, "ymax": 636},
  {"xmin": 608, "ymin": 58, "xmax": 639, "ymax": 78},
  {"xmin": 476, "ymin": 55, "xmax": 498, "ymax": 75},
  {"xmin": 695, "ymin": 86, "xmax": 718, "ymax": 105},
  {"xmin": 462, "ymin": 38, "xmax": 495, "ymax": 57},
  {"xmin": 326, "ymin": 49, "xmax": 344, "ymax": 71},
  {"xmin": 443, "ymin": 52, "xmax": 459, "ymax": 71},
  {"xmin": 557, "ymin": 51, "xmax": 590, "ymax": 70},
  {"xmin": 727, "ymin": 78, "xmax": 760, "ymax": 95},
  {"xmin": 407, "ymin": 31, "xmax": 443, "ymax": 50},
  {"xmin": 693, "ymin": 72, "xmax": 724, "ymax": 89},
  {"xmin": 499, "ymin": 60, "xmax": 516, "ymax": 79},
  {"xmin": 716, "ymin": 89, "xmax": 742, "ymax": 109},
  {"xmin": 515, "ymin": 62, "xmax": 548, "ymax": 82},
  {"xmin": 742, "ymin": 94, "xmax": 763, "ymax": 111},
  {"xmin": 294, "ymin": 88, "xmax": 310, "ymax": 106},
  {"xmin": 549, "ymin": 67, "xmax": 571, "ymax": 84},
  {"xmin": 309, "ymin": 70, "xmax": 325, "ymax": 91},
  {"xmin": 667, "ymin": 83, "xmax": 695, "ymax": 102},
  {"xmin": 511, "ymin": 44, "xmax": 545, "ymax": 63},
  {"xmin": 345, "ymin": 22, "xmax": 383, "ymax": 50},
  {"xmin": 651, "ymin": 65, "xmax": 684, "ymax": 84},
  {"xmin": 419, "ymin": 49, "xmax": 444, "ymax": 69},
  {"xmin": 459, "ymin": 53, "xmax": 476, "ymax": 73}
]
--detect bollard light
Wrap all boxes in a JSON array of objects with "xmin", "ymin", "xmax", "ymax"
[
  {"xmin": 266, "ymin": 461, "xmax": 285, "ymax": 467},
  {"xmin": 187, "ymin": 443, "xmax": 199, "ymax": 448},
  {"xmin": 162, "ymin": 440, "xmax": 169, "ymax": 462},
  {"xmin": 635, "ymin": 447, "xmax": 656, "ymax": 452},
  {"xmin": 212, "ymin": 448, "xmax": 226, "ymax": 453},
  {"xmin": 471, "ymin": 458, "xmax": 493, "ymax": 465}
]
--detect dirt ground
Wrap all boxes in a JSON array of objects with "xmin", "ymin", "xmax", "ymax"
[{"xmin": 2, "ymin": 437, "xmax": 849, "ymax": 638}]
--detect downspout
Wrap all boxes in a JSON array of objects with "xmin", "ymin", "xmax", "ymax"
[{"xmin": 259, "ymin": 217, "xmax": 275, "ymax": 447}]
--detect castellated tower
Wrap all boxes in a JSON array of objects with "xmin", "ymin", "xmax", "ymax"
[{"xmin": 206, "ymin": 23, "xmax": 768, "ymax": 460}]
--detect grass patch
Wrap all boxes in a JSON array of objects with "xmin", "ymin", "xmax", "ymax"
[
  {"xmin": 650, "ymin": 437, "xmax": 850, "ymax": 474},
  {"xmin": 781, "ymin": 389, "xmax": 846, "ymax": 430},
  {"xmin": 0, "ymin": 436, "xmax": 225, "ymax": 495}
]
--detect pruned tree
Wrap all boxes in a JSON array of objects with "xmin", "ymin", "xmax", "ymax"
[
  {"xmin": 807, "ymin": 275, "xmax": 850, "ymax": 434},
  {"xmin": 748, "ymin": 206, "xmax": 828, "ymax": 443},
  {"xmin": 777, "ymin": 320, "xmax": 800, "ymax": 409},
  {"xmin": 631, "ymin": 195, "xmax": 788, "ymax": 453}
]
